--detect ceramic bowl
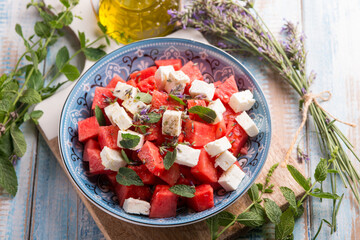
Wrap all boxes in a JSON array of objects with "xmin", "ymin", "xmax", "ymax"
[{"xmin": 59, "ymin": 38, "xmax": 271, "ymax": 227}]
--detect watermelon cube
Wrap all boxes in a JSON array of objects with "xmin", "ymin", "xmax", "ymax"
[
  {"xmin": 115, "ymin": 184, "xmax": 152, "ymax": 206},
  {"xmin": 155, "ymin": 59, "xmax": 182, "ymax": 70},
  {"xmin": 226, "ymin": 121, "xmax": 248, "ymax": 157},
  {"xmin": 183, "ymin": 119, "xmax": 216, "ymax": 147},
  {"xmin": 128, "ymin": 164, "xmax": 157, "ymax": 185},
  {"xmin": 191, "ymin": 149, "xmax": 218, "ymax": 183},
  {"xmin": 187, "ymin": 184, "xmax": 214, "ymax": 212},
  {"xmin": 126, "ymin": 79, "xmax": 137, "ymax": 88},
  {"xmin": 144, "ymin": 123, "xmax": 162, "ymax": 142},
  {"xmin": 181, "ymin": 61, "xmax": 203, "ymax": 82},
  {"xmin": 149, "ymin": 185, "xmax": 178, "ymax": 218},
  {"xmin": 137, "ymin": 75, "xmax": 156, "ymax": 93},
  {"xmin": 214, "ymin": 76, "xmax": 239, "ymax": 104},
  {"xmin": 215, "ymin": 119, "xmax": 227, "ymax": 139},
  {"xmin": 138, "ymin": 141, "xmax": 165, "ymax": 176},
  {"xmin": 213, "ymin": 81, "xmax": 222, "ymax": 88},
  {"xmin": 158, "ymin": 163, "xmax": 180, "ymax": 186},
  {"xmin": 130, "ymin": 66, "xmax": 157, "ymax": 81},
  {"xmin": 106, "ymin": 75, "xmax": 125, "ymax": 88},
  {"xmin": 91, "ymin": 87, "xmax": 116, "ymax": 110},
  {"xmin": 223, "ymin": 103, "xmax": 239, "ymax": 127},
  {"xmin": 78, "ymin": 116, "xmax": 100, "ymax": 142},
  {"xmin": 83, "ymin": 139, "xmax": 113, "ymax": 175},
  {"xmin": 150, "ymin": 90, "xmax": 185, "ymax": 111},
  {"xmin": 98, "ymin": 125, "xmax": 120, "ymax": 150},
  {"xmin": 179, "ymin": 165, "xmax": 201, "ymax": 185},
  {"xmin": 187, "ymin": 99, "xmax": 207, "ymax": 122}
]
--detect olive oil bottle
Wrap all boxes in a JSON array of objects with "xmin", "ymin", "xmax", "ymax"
[{"xmin": 99, "ymin": 0, "xmax": 180, "ymax": 44}]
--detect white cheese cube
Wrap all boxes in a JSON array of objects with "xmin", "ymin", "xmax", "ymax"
[
  {"xmin": 117, "ymin": 130, "xmax": 144, "ymax": 150},
  {"xmin": 123, "ymin": 198, "xmax": 150, "ymax": 215},
  {"xmin": 235, "ymin": 112, "xmax": 259, "ymax": 137},
  {"xmin": 189, "ymin": 80, "xmax": 216, "ymax": 101},
  {"xmin": 154, "ymin": 65, "xmax": 175, "ymax": 90},
  {"xmin": 164, "ymin": 70, "xmax": 190, "ymax": 94},
  {"xmin": 218, "ymin": 164, "xmax": 246, "ymax": 191},
  {"xmin": 215, "ymin": 150, "xmax": 237, "ymax": 171},
  {"xmin": 100, "ymin": 146, "xmax": 127, "ymax": 171},
  {"xmin": 175, "ymin": 144, "xmax": 201, "ymax": 167},
  {"xmin": 208, "ymin": 99, "xmax": 226, "ymax": 124},
  {"xmin": 122, "ymin": 98, "xmax": 147, "ymax": 115},
  {"xmin": 104, "ymin": 102, "xmax": 133, "ymax": 130},
  {"xmin": 229, "ymin": 90, "xmax": 256, "ymax": 113},
  {"xmin": 113, "ymin": 82, "xmax": 138, "ymax": 100},
  {"xmin": 162, "ymin": 110, "xmax": 182, "ymax": 136},
  {"xmin": 204, "ymin": 136, "xmax": 232, "ymax": 157}
]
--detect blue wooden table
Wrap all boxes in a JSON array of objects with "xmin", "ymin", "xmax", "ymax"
[{"xmin": 1, "ymin": 0, "xmax": 359, "ymax": 239}]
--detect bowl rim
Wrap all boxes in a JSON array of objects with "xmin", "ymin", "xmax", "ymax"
[{"xmin": 58, "ymin": 37, "xmax": 272, "ymax": 227}]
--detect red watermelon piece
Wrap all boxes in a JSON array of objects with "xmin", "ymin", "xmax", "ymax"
[
  {"xmin": 191, "ymin": 149, "xmax": 218, "ymax": 183},
  {"xmin": 187, "ymin": 99, "xmax": 207, "ymax": 122},
  {"xmin": 91, "ymin": 87, "xmax": 116, "ymax": 110},
  {"xmin": 128, "ymin": 164, "xmax": 157, "ymax": 185},
  {"xmin": 158, "ymin": 163, "xmax": 180, "ymax": 186},
  {"xmin": 115, "ymin": 184, "xmax": 152, "ymax": 206},
  {"xmin": 155, "ymin": 59, "xmax": 182, "ymax": 70},
  {"xmin": 137, "ymin": 75, "xmax": 156, "ymax": 93},
  {"xmin": 179, "ymin": 166, "xmax": 201, "ymax": 185},
  {"xmin": 106, "ymin": 75, "xmax": 125, "ymax": 88},
  {"xmin": 126, "ymin": 79, "xmax": 137, "ymax": 87},
  {"xmin": 151, "ymin": 90, "xmax": 185, "ymax": 111},
  {"xmin": 226, "ymin": 121, "xmax": 248, "ymax": 157},
  {"xmin": 138, "ymin": 141, "xmax": 165, "ymax": 176},
  {"xmin": 83, "ymin": 139, "xmax": 113, "ymax": 175},
  {"xmin": 130, "ymin": 66, "xmax": 157, "ymax": 82},
  {"xmin": 183, "ymin": 119, "xmax": 216, "ymax": 147},
  {"xmin": 223, "ymin": 104, "xmax": 240, "ymax": 127},
  {"xmin": 144, "ymin": 123, "xmax": 162, "ymax": 142},
  {"xmin": 215, "ymin": 119, "xmax": 227, "ymax": 139},
  {"xmin": 181, "ymin": 61, "xmax": 203, "ymax": 82},
  {"xmin": 149, "ymin": 185, "xmax": 178, "ymax": 218},
  {"xmin": 187, "ymin": 184, "xmax": 214, "ymax": 212},
  {"xmin": 214, "ymin": 76, "xmax": 238, "ymax": 104},
  {"xmin": 78, "ymin": 116, "xmax": 99, "ymax": 142},
  {"xmin": 98, "ymin": 125, "xmax": 120, "ymax": 150}
]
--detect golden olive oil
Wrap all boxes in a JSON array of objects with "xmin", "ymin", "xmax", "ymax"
[{"xmin": 99, "ymin": 0, "xmax": 179, "ymax": 44}]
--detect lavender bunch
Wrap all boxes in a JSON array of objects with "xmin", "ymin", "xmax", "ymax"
[{"xmin": 169, "ymin": 0, "xmax": 359, "ymax": 238}]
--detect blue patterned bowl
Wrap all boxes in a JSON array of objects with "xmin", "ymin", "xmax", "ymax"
[{"xmin": 59, "ymin": 38, "xmax": 271, "ymax": 227}]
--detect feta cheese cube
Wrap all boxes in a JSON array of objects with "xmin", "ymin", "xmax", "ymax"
[
  {"xmin": 235, "ymin": 112, "xmax": 259, "ymax": 137},
  {"xmin": 204, "ymin": 136, "xmax": 232, "ymax": 157},
  {"xmin": 164, "ymin": 70, "xmax": 190, "ymax": 94},
  {"xmin": 189, "ymin": 80, "xmax": 216, "ymax": 101},
  {"xmin": 175, "ymin": 144, "xmax": 201, "ymax": 167},
  {"xmin": 100, "ymin": 146, "xmax": 127, "ymax": 171},
  {"xmin": 208, "ymin": 99, "xmax": 226, "ymax": 124},
  {"xmin": 154, "ymin": 65, "xmax": 175, "ymax": 90},
  {"xmin": 113, "ymin": 82, "xmax": 137, "ymax": 100},
  {"xmin": 122, "ymin": 98, "xmax": 147, "ymax": 115},
  {"xmin": 229, "ymin": 90, "xmax": 256, "ymax": 113},
  {"xmin": 218, "ymin": 164, "xmax": 246, "ymax": 191},
  {"xmin": 123, "ymin": 198, "xmax": 150, "ymax": 215},
  {"xmin": 104, "ymin": 102, "xmax": 133, "ymax": 130},
  {"xmin": 162, "ymin": 110, "xmax": 182, "ymax": 136},
  {"xmin": 215, "ymin": 150, "xmax": 237, "ymax": 171},
  {"xmin": 117, "ymin": 130, "xmax": 144, "ymax": 150}
]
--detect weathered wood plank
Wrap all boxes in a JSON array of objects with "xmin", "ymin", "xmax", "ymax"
[{"xmin": 303, "ymin": 0, "xmax": 360, "ymax": 239}]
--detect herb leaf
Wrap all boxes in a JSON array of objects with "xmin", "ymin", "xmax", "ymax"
[
  {"xmin": 30, "ymin": 110, "xmax": 43, "ymax": 124},
  {"xmin": 94, "ymin": 105, "xmax": 106, "ymax": 126},
  {"xmin": 60, "ymin": 63, "xmax": 80, "ymax": 81},
  {"xmin": 169, "ymin": 94, "xmax": 186, "ymax": 106},
  {"xmin": 250, "ymin": 203, "xmax": 266, "ymax": 219},
  {"xmin": 0, "ymin": 152, "xmax": 18, "ymax": 196},
  {"xmin": 56, "ymin": 46, "xmax": 70, "ymax": 69},
  {"xmin": 236, "ymin": 211, "xmax": 265, "ymax": 227},
  {"xmin": 275, "ymin": 208, "xmax": 295, "ymax": 240},
  {"xmin": 280, "ymin": 186, "xmax": 297, "ymax": 211},
  {"xmin": 309, "ymin": 192, "xmax": 340, "ymax": 199},
  {"xmin": 135, "ymin": 92, "xmax": 152, "ymax": 104},
  {"xmin": 10, "ymin": 125, "xmax": 27, "ymax": 157},
  {"xmin": 206, "ymin": 215, "xmax": 219, "ymax": 240},
  {"xmin": 83, "ymin": 47, "xmax": 107, "ymax": 61},
  {"xmin": 19, "ymin": 88, "xmax": 42, "ymax": 104},
  {"xmin": 287, "ymin": 165, "xmax": 310, "ymax": 191},
  {"xmin": 217, "ymin": 211, "xmax": 236, "ymax": 226},
  {"xmin": 169, "ymin": 184, "xmax": 195, "ymax": 198},
  {"xmin": 264, "ymin": 198, "xmax": 282, "ymax": 225},
  {"xmin": 120, "ymin": 149, "xmax": 131, "ymax": 164},
  {"xmin": 247, "ymin": 184, "xmax": 259, "ymax": 202},
  {"xmin": 28, "ymin": 68, "xmax": 43, "ymax": 91},
  {"xmin": 163, "ymin": 149, "xmax": 177, "ymax": 170},
  {"xmin": 34, "ymin": 21, "xmax": 51, "ymax": 38},
  {"xmin": 314, "ymin": 158, "xmax": 328, "ymax": 182},
  {"xmin": 188, "ymin": 106, "xmax": 216, "ymax": 123},
  {"xmin": 120, "ymin": 133, "xmax": 140, "ymax": 149},
  {"xmin": 145, "ymin": 112, "xmax": 162, "ymax": 123},
  {"xmin": 116, "ymin": 167, "xmax": 144, "ymax": 186}
]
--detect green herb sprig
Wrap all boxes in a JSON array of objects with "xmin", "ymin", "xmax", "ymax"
[{"xmin": 0, "ymin": 0, "xmax": 112, "ymax": 195}]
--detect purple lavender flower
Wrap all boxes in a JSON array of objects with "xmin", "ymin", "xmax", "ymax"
[
  {"xmin": 301, "ymin": 87, "xmax": 307, "ymax": 95},
  {"xmin": 218, "ymin": 41, "xmax": 227, "ymax": 48}
]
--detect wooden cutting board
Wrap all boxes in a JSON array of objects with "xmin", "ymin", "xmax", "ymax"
[{"xmin": 35, "ymin": 1, "xmax": 306, "ymax": 239}]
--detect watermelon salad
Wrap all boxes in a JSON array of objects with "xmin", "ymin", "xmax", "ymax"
[{"xmin": 77, "ymin": 59, "xmax": 260, "ymax": 218}]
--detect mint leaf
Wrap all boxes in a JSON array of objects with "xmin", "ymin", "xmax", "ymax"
[
  {"xmin": 169, "ymin": 94, "xmax": 186, "ymax": 106},
  {"xmin": 120, "ymin": 133, "xmax": 140, "ymax": 149},
  {"xmin": 169, "ymin": 184, "xmax": 195, "ymax": 198},
  {"xmin": 0, "ymin": 152, "xmax": 18, "ymax": 196},
  {"xmin": 309, "ymin": 192, "xmax": 340, "ymax": 199},
  {"xmin": 250, "ymin": 203, "xmax": 266, "ymax": 219},
  {"xmin": 145, "ymin": 112, "xmax": 162, "ymax": 123},
  {"xmin": 264, "ymin": 198, "xmax": 282, "ymax": 225},
  {"xmin": 206, "ymin": 215, "xmax": 219, "ymax": 240},
  {"xmin": 256, "ymin": 183, "xmax": 263, "ymax": 192},
  {"xmin": 58, "ymin": 11, "xmax": 73, "ymax": 26},
  {"xmin": 34, "ymin": 21, "xmax": 51, "ymax": 38},
  {"xmin": 30, "ymin": 110, "xmax": 43, "ymax": 124},
  {"xmin": 15, "ymin": 24, "xmax": 23, "ymax": 37},
  {"xmin": 164, "ymin": 149, "xmax": 177, "ymax": 170},
  {"xmin": 314, "ymin": 158, "xmax": 328, "ymax": 182},
  {"xmin": 120, "ymin": 149, "xmax": 131, "ymax": 164},
  {"xmin": 287, "ymin": 165, "xmax": 310, "ymax": 191},
  {"xmin": 280, "ymin": 186, "xmax": 297, "ymax": 211},
  {"xmin": 97, "ymin": 21, "xmax": 107, "ymax": 34},
  {"xmin": 116, "ymin": 167, "xmax": 143, "ymax": 186},
  {"xmin": 0, "ymin": 99, "xmax": 11, "ymax": 112},
  {"xmin": 236, "ymin": 211, "xmax": 264, "ymax": 227},
  {"xmin": 217, "ymin": 211, "xmax": 236, "ymax": 226},
  {"xmin": 247, "ymin": 184, "xmax": 259, "ymax": 202},
  {"xmin": 28, "ymin": 68, "xmax": 43, "ymax": 91},
  {"xmin": 56, "ymin": 46, "xmax": 70, "ymax": 70},
  {"xmin": 83, "ymin": 47, "xmax": 106, "ymax": 61},
  {"xmin": 60, "ymin": 0, "xmax": 70, "ymax": 8},
  {"xmin": 188, "ymin": 106, "xmax": 216, "ymax": 123},
  {"xmin": 78, "ymin": 31, "xmax": 86, "ymax": 48},
  {"xmin": 95, "ymin": 105, "xmax": 106, "ymax": 126},
  {"xmin": 60, "ymin": 63, "xmax": 80, "ymax": 81},
  {"xmin": 20, "ymin": 88, "xmax": 42, "ymax": 104},
  {"xmin": 275, "ymin": 208, "xmax": 295, "ymax": 240},
  {"xmin": 135, "ymin": 92, "xmax": 152, "ymax": 104},
  {"xmin": 10, "ymin": 125, "xmax": 26, "ymax": 157},
  {"xmin": 0, "ymin": 131, "xmax": 13, "ymax": 157}
]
